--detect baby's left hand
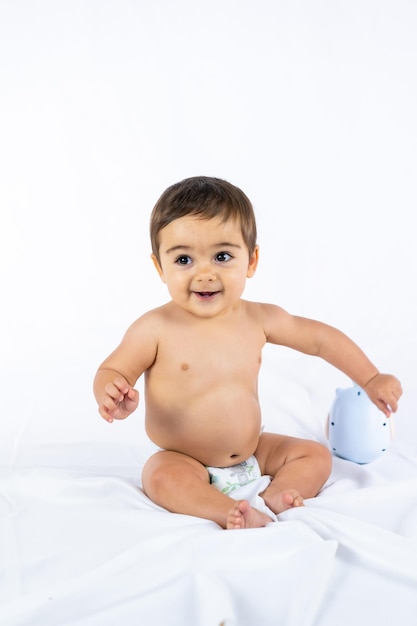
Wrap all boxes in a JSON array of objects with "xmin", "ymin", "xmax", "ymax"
[{"xmin": 364, "ymin": 373, "xmax": 403, "ymax": 417}]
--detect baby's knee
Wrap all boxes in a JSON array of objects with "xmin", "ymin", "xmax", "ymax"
[
  {"xmin": 309, "ymin": 440, "xmax": 332, "ymax": 476},
  {"xmin": 141, "ymin": 451, "xmax": 167, "ymax": 497},
  {"xmin": 141, "ymin": 450, "xmax": 208, "ymax": 498},
  {"xmin": 142, "ymin": 450, "xmax": 183, "ymax": 495}
]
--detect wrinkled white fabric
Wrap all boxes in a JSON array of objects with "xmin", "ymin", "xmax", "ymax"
[{"xmin": 1, "ymin": 442, "xmax": 417, "ymax": 626}]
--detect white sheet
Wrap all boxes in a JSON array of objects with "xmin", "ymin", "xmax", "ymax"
[{"xmin": 1, "ymin": 440, "xmax": 417, "ymax": 626}]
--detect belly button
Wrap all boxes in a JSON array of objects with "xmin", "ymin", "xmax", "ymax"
[
  {"xmin": 181, "ymin": 363, "xmax": 189, "ymax": 371},
  {"xmin": 230, "ymin": 454, "xmax": 238, "ymax": 459}
]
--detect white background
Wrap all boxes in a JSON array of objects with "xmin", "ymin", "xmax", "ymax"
[{"xmin": 1, "ymin": 0, "xmax": 416, "ymax": 456}]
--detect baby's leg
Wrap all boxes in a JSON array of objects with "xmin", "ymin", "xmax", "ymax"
[
  {"xmin": 142, "ymin": 450, "xmax": 273, "ymax": 530},
  {"xmin": 255, "ymin": 432, "xmax": 332, "ymax": 514}
]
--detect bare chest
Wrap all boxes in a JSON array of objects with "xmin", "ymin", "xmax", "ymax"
[{"xmin": 155, "ymin": 322, "xmax": 264, "ymax": 380}]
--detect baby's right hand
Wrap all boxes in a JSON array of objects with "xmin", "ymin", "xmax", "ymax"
[{"xmin": 99, "ymin": 376, "xmax": 139, "ymax": 423}]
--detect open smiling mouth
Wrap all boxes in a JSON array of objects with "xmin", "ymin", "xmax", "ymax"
[{"xmin": 194, "ymin": 291, "xmax": 220, "ymax": 299}]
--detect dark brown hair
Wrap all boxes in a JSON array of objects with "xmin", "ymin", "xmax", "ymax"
[{"xmin": 150, "ymin": 176, "xmax": 257, "ymax": 262}]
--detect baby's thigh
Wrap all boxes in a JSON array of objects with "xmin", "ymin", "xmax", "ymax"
[
  {"xmin": 254, "ymin": 432, "xmax": 324, "ymax": 476},
  {"xmin": 142, "ymin": 449, "xmax": 209, "ymax": 491}
]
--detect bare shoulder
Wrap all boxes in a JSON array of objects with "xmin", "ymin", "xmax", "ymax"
[
  {"xmin": 126, "ymin": 303, "xmax": 169, "ymax": 336},
  {"xmin": 99, "ymin": 304, "xmax": 171, "ymax": 383},
  {"xmin": 242, "ymin": 300, "xmax": 290, "ymax": 328},
  {"xmin": 249, "ymin": 300, "xmax": 334, "ymax": 356},
  {"xmin": 121, "ymin": 303, "xmax": 177, "ymax": 350},
  {"xmin": 243, "ymin": 300, "xmax": 317, "ymax": 348}
]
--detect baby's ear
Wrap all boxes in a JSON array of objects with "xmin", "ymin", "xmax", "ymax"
[
  {"xmin": 247, "ymin": 245, "xmax": 259, "ymax": 278},
  {"xmin": 151, "ymin": 254, "xmax": 166, "ymax": 283}
]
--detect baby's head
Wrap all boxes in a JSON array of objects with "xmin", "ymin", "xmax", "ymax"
[{"xmin": 150, "ymin": 176, "xmax": 257, "ymax": 264}]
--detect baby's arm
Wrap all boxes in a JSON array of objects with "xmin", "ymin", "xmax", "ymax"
[
  {"xmin": 262, "ymin": 304, "xmax": 402, "ymax": 417},
  {"xmin": 312, "ymin": 327, "xmax": 402, "ymax": 416},
  {"xmin": 94, "ymin": 369, "xmax": 139, "ymax": 423},
  {"xmin": 93, "ymin": 311, "xmax": 159, "ymax": 423}
]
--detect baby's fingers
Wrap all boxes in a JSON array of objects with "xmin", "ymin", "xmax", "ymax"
[
  {"xmin": 125, "ymin": 388, "xmax": 139, "ymax": 410},
  {"xmin": 376, "ymin": 389, "xmax": 401, "ymax": 417},
  {"xmin": 110, "ymin": 377, "xmax": 131, "ymax": 400},
  {"xmin": 98, "ymin": 403, "xmax": 116, "ymax": 423},
  {"xmin": 103, "ymin": 380, "xmax": 128, "ymax": 406},
  {"xmin": 375, "ymin": 399, "xmax": 393, "ymax": 418},
  {"xmin": 365, "ymin": 374, "xmax": 402, "ymax": 417},
  {"xmin": 99, "ymin": 384, "xmax": 125, "ymax": 421},
  {"xmin": 384, "ymin": 382, "xmax": 403, "ymax": 415},
  {"xmin": 387, "ymin": 396, "xmax": 399, "ymax": 414}
]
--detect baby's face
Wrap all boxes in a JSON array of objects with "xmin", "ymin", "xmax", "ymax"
[{"xmin": 151, "ymin": 215, "xmax": 258, "ymax": 318}]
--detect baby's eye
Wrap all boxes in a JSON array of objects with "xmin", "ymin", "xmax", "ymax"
[
  {"xmin": 175, "ymin": 255, "xmax": 191, "ymax": 265},
  {"xmin": 215, "ymin": 252, "xmax": 232, "ymax": 262}
]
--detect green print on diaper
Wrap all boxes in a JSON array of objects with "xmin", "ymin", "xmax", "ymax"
[{"xmin": 209, "ymin": 459, "xmax": 259, "ymax": 494}]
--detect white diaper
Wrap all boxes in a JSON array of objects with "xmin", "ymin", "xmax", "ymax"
[{"xmin": 206, "ymin": 455, "xmax": 262, "ymax": 495}]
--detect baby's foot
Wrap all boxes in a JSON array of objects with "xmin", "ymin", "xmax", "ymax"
[
  {"xmin": 262, "ymin": 488, "xmax": 304, "ymax": 514},
  {"xmin": 226, "ymin": 500, "xmax": 273, "ymax": 530}
]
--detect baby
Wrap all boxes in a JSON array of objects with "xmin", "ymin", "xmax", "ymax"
[{"xmin": 94, "ymin": 176, "xmax": 402, "ymax": 529}]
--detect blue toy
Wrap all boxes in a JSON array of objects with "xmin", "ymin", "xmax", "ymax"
[{"xmin": 328, "ymin": 384, "xmax": 393, "ymax": 464}]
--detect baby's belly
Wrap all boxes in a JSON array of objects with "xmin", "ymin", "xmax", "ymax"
[{"xmin": 145, "ymin": 386, "xmax": 262, "ymax": 467}]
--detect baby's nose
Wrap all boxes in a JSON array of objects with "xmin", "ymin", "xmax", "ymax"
[{"xmin": 196, "ymin": 262, "xmax": 216, "ymax": 281}]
